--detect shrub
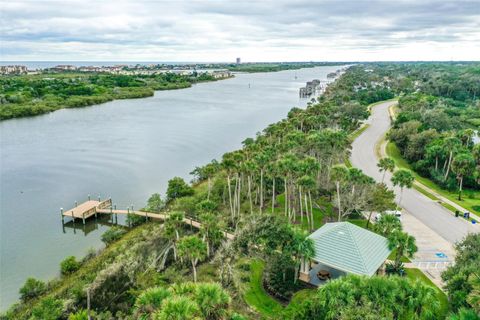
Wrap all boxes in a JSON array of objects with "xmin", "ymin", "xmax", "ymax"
[
  {"xmin": 101, "ymin": 226, "xmax": 127, "ymax": 245},
  {"xmin": 166, "ymin": 177, "xmax": 194, "ymax": 201},
  {"xmin": 126, "ymin": 213, "xmax": 146, "ymax": 227},
  {"xmin": 68, "ymin": 309, "xmax": 89, "ymax": 320},
  {"xmin": 60, "ymin": 256, "xmax": 81, "ymax": 275},
  {"xmin": 385, "ymin": 262, "xmax": 405, "ymax": 276},
  {"xmin": 19, "ymin": 277, "xmax": 46, "ymax": 301},
  {"xmin": 30, "ymin": 297, "xmax": 64, "ymax": 320},
  {"xmin": 196, "ymin": 199, "xmax": 218, "ymax": 213}
]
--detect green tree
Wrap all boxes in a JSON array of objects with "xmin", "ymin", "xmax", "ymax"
[
  {"xmin": 60, "ymin": 256, "xmax": 81, "ymax": 275},
  {"xmin": 19, "ymin": 277, "xmax": 46, "ymax": 301},
  {"xmin": 166, "ymin": 177, "xmax": 194, "ymax": 201},
  {"xmin": 365, "ymin": 184, "xmax": 396, "ymax": 229},
  {"xmin": 391, "ymin": 169, "xmax": 414, "ymax": 208},
  {"xmin": 147, "ymin": 193, "xmax": 164, "ymax": 213},
  {"xmin": 178, "ymin": 235, "xmax": 207, "ymax": 282},
  {"xmin": 442, "ymin": 233, "xmax": 480, "ymax": 312},
  {"xmin": 387, "ymin": 230, "xmax": 417, "ymax": 270},
  {"xmin": 377, "ymin": 157, "xmax": 395, "ymax": 183},
  {"xmin": 451, "ymin": 153, "xmax": 475, "ymax": 200}
]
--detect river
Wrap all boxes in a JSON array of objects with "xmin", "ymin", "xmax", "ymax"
[{"xmin": 0, "ymin": 65, "xmax": 340, "ymax": 310}]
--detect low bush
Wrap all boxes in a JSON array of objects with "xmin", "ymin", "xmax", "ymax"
[
  {"xmin": 19, "ymin": 278, "xmax": 46, "ymax": 301},
  {"xmin": 60, "ymin": 256, "xmax": 81, "ymax": 275},
  {"xmin": 101, "ymin": 226, "xmax": 127, "ymax": 245}
]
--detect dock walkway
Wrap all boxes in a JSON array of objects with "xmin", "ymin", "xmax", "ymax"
[{"xmin": 61, "ymin": 198, "xmax": 234, "ymax": 240}]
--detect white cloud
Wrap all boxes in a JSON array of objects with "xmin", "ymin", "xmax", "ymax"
[{"xmin": 1, "ymin": 0, "xmax": 479, "ymax": 61}]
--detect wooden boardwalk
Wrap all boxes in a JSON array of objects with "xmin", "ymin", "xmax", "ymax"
[{"xmin": 62, "ymin": 198, "xmax": 234, "ymax": 240}]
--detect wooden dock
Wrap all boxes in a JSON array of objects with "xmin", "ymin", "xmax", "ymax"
[{"xmin": 61, "ymin": 197, "xmax": 234, "ymax": 240}]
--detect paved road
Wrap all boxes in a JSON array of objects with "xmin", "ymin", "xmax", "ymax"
[{"xmin": 351, "ymin": 100, "xmax": 477, "ymax": 244}]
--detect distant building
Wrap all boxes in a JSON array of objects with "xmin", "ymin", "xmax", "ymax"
[
  {"xmin": 54, "ymin": 65, "xmax": 77, "ymax": 71},
  {"xmin": 0, "ymin": 65, "xmax": 28, "ymax": 75},
  {"xmin": 236, "ymin": 57, "xmax": 241, "ymax": 64}
]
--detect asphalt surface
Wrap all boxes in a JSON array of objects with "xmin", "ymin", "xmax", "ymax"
[{"xmin": 350, "ymin": 100, "xmax": 477, "ymax": 244}]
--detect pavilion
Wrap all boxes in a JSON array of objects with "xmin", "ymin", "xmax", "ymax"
[{"xmin": 299, "ymin": 222, "xmax": 391, "ymax": 286}]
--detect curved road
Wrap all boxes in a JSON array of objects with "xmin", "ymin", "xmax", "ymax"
[{"xmin": 351, "ymin": 100, "xmax": 477, "ymax": 245}]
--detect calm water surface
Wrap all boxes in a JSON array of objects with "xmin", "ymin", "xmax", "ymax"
[{"xmin": 0, "ymin": 66, "xmax": 340, "ymax": 309}]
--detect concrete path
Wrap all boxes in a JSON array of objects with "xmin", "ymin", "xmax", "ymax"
[{"xmin": 350, "ymin": 100, "xmax": 478, "ymax": 287}]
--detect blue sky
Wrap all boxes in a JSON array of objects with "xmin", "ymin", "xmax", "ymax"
[{"xmin": 1, "ymin": 0, "xmax": 479, "ymax": 62}]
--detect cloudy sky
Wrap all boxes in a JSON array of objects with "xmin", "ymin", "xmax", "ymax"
[{"xmin": 1, "ymin": 0, "xmax": 479, "ymax": 62}]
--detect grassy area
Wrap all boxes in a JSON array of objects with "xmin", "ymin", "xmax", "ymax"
[
  {"xmin": 243, "ymin": 259, "xmax": 284, "ymax": 318},
  {"xmin": 386, "ymin": 141, "xmax": 480, "ymax": 216},
  {"xmin": 405, "ymin": 268, "xmax": 449, "ymax": 317}
]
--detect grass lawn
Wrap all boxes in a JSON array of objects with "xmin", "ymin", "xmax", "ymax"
[
  {"xmin": 386, "ymin": 141, "xmax": 480, "ymax": 216},
  {"xmin": 242, "ymin": 259, "xmax": 284, "ymax": 318},
  {"xmin": 405, "ymin": 268, "xmax": 449, "ymax": 318}
]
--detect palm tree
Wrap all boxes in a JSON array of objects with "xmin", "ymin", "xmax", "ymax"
[
  {"xmin": 451, "ymin": 153, "xmax": 475, "ymax": 200},
  {"xmin": 165, "ymin": 211, "xmax": 185, "ymax": 261},
  {"xmin": 330, "ymin": 165, "xmax": 349, "ymax": 221},
  {"xmin": 135, "ymin": 287, "xmax": 171, "ymax": 316},
  {"xmin": 153, "ymin": 296, "xmax": 199, "ymax": 320},
  {"xmin": 177, "ymin": 236, "xmax": 207, "ymax": 283},
  {"xmin": 166, "ymin": 211, "xmax": 184, "ymax": 241},
  {"xmin": 199, "ymin": 212, "xmax": 224, "ymax": 257},
  {"xmin": 388, "ymin": 230, "xmax": 417, "ymax": 270},
  {"xmin": 374, "ymin": 214, "xmax": 402, "ymax": 237},
  {"xmin": 426, "ymin": 143, "xmax": 443, "ymax": 171},
  {"xmin": 222, "ymin": 152, "xmax": 236, "ymax": 221},
  {"xmin": 289, "ymin": 228, "xmax": 314, "ymax": 283},
  {"xmin": 203, "ymin": 161, "xmax": 218, "ymax": 200},
  {"xmin": 443, "ymin": 136, "xmax": 461, "ymax": 180},
  {"xmin": 391, "ymin": 169, "xmax": 414, "ymax": 208},
  {"xmin": 377, "ymin": 158, "xmax": 395, "ymax": 183},
  {"xmin": 255, "ymin": 151, "xmax": 270, "ymax": 214},
  {"xmin": 409, "ymin": 279, "xmax": 440, "ymax": 319},
  {"xmin": 194, "ymin": 283, "xmax": 231, "ymax": 320},
  {"xmin": 298, "ymin": 175, "xmax": 316, "ymax": 230}
]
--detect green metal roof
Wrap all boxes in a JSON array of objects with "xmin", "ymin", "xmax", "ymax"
[{"xmin": 308, "ymin": 222, "xmax": 391, "ymax": 276}]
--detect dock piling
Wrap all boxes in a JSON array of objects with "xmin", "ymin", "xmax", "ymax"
[
  {"xmin": 61, "ymin": 208, "xmax": 64, "ymax": 223},
  {"xmin": 88, "ymin": 194, "xmax": 91, "ymax": 201}
]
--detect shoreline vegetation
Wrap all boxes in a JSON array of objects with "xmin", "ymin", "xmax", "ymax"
[
  {"xmin": 3, "ymin": 62, "xmax": 479, "ymax": 319},
  {"xmin": 225, "ymin": 62, "xmax": 347, "ymax": 73},
  {"xmin": 0, "ymin": 72, "xmax": 226, "ymax": 120},
  {"xmin": 0, "ymin": 62, "xmax": 347, "ymax": 121}
]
